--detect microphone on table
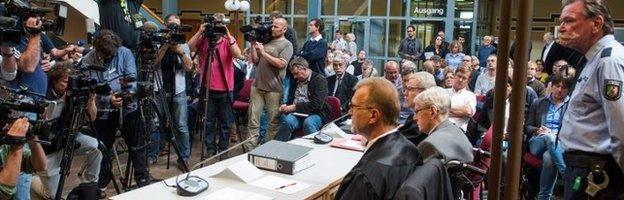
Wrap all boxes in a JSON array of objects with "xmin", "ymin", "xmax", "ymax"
[{"xmin": 314, "ymin": 113, "xmax": 351, "ymax": 144}]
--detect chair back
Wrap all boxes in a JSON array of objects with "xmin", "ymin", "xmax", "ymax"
[
  {"xmin": 237, "ymin": 79, "xmax": 254, "ymax": 102},
  {"xmin": 325, "ymin": 96, "xmax": 342, "ymax": 121}
]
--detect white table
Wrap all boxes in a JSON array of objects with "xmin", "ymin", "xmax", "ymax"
[{"xmin": 110, "ymin": 139, "xmax": 363, "ymax": 200}]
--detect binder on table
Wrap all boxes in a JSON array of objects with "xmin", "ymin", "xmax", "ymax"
[{"xmin": 247, "ymin": 140, "xmax": 315, "ymax": 175}]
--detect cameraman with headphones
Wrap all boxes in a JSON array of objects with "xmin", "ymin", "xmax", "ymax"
[
  {"xmin": 188, "ymin": 13, "xmax": 241, "ymax": 158},
  {"xmin": 151, "ymin": 14, "xmax": 193, "ymax": 169}
]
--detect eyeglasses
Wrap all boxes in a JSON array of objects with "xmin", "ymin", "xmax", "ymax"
[
  {"xmin": 487, "ymin": 59, "xmax": 496, "ymax": 63},
  {"xmin": 414, "ymin": 106, "xmax": 431, "ymax": 115},
  {"xmin": 349, "ymin": 104, "xmax": 373, "ymax": 111}
]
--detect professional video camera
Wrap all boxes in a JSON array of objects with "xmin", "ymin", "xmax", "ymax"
[
  {"xmin": 69, "ymin": 65, "xmax": 113, "ymax": 97},
  {"xmin": 240, "ymin": 16, "xmax": 272, "ymax": 44},
  {"xmin": 0, "ymin": 16, "xmax": 21, "ymax": 46},
  {"xmin": 202, "ymin": 15, "xmax": 228, "ymax": 45},
  {"xmin": 0, "ymin": 87, "xmax": 52, "ymax": 145},
  {"xmin": 2, "ymin": 0, "xmax": 67, "ymax": 35}
]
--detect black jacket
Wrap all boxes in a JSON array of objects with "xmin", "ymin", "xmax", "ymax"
[
  {"xmin": 334, "ymin": 131, "xmax": 423, "ymax": 200},
  {"xmin": 287, "ymin": 72, "xmax": 332, "ymax": 123},
  {"xmin": 326, "ymin": 73, "xmax": 358, "ymax": 113},
  {"xmin": 524, "ymin": 96, "xmax": 569, "ymax": 137},
  {"xmin": 399, "ymin": 114, "xmax": 428, "ymax": 146},
  {"xmin": 395, "ymin": 159, "xmax": 454, "ymax": 200}
]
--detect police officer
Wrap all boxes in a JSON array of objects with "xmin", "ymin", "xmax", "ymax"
[{"xmin": 557, "ymin": 0, "xmax": 624, "ymax": 199}]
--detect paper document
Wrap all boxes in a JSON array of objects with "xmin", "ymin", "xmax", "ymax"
[
  {"xmin": 330, "ymin": 138, "xmax": 365, "ymax": 152},
  {"xmin": 202, "ymin": 187, "xmax": 273, "ymax": 200},
  {"xmin": 249, "ymin": 176, "xmax": 310, "ymax": 195},
  {"xmin": 211, "ymin": 160, "xmax": 264, "ymax": 183},
  {"xmin": 319, "ymin": 122, "xmax": 348, "ymax": 139}
]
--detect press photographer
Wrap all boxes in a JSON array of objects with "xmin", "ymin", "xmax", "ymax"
[
  {"xmin": 187, "ymin": 13, "xmax": 241, "ymax": 157},
  {"xmin": 79, "ymin": 30, "xmax": 151, "ymax": 190},
  {"xmin": 151, "ymin": 14, "xmax": 192, "ymax": 169},
  {"xmin": 29, "ymin": 61, "xmax": 103, "ymax": 200},
  {"xmin": 0, "ymin": 118, "xmax": 47, "ymax": 200},
  {"xmin": 246, "ymin": 17, "xmax": 293, "ymax": 143}
]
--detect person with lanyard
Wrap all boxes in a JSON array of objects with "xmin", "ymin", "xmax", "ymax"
[
  {"xmin": 557, "ymin": 0, "xmax": 624, "ymax": 199},
  {"xmin": 524, "ymin": 74, "xmax": 571, "ymax": 200}
]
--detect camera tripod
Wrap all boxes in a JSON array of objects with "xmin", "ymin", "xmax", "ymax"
[{"xmin": 54, "ymin": 92, "xmax": 122, "ymax": 200}]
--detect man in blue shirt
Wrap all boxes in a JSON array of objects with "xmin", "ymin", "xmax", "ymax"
[
  {"xmin": 300, "ymin": 18, "xmax": 328, "ymax": 76},
  {"xmin": 477, "ymin": 35, "xmax": 496, "ymax": 69},
  {"xmin": 80, "ymin": 30, "xmax": 151, "ymax": 191}
]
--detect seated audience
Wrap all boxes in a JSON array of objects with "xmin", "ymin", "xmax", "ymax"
[
  {"xmin": 400, "ymin": 72, "xmax": 437, "ymax": 145},
  {"xmin": 335, "ymin": 77, "xmax": 422, "ymax": 199},
  {"xmin": 413, "ymin": 87, "xmax": 474, "ymax": 163},
  {"xmin": 524, "ymin": 74, "xmax": 571, "ymax": 200},
  {"xmin": 275, "ymin": 57, "xmax": 331, "ymax": 141},
  {"xmin": 327, "ymin": 52, "xmax": 358, "ymax": 113},
  {"xmin": 447, "ymin": 66, "xmax": 477, "ymax": 132}
]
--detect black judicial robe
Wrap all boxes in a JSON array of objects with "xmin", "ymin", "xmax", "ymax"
[
  {"xmin": 334, "ymin": 131, "xmax": 423, "ymax": 200},
  {"xmin": 398, "ymin": 114, "xmax": 428, "ymax": 146}
]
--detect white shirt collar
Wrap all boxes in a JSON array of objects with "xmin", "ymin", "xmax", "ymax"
[
  {"xmin": 365, "ymin": 128, "xmax": 398, "ymax": 150},
  {"xmin": 311, "ymin": 34, "xmax": 323, "ymax": 42}
]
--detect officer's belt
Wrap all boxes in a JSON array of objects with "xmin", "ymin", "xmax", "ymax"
[{"xmin": 563, "ymin": 151, "xmax": 615, "ymax": 169}]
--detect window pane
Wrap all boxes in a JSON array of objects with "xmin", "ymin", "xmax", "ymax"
[
  {"xmin": 251, "ymin": 0, "xmax": 262, "ymax": 14},
  {"xmin": 455, "ymin": 0, "xmax": 475, "ymax": 19},
  {"xmin": 338, "ymin": 0, "xmax": 368, "ymax": 16},
  {"xmin": 409, "ymin": 20, "xmax": 445, "ymax": 49},
  {"xmin": 369, "ymin": 19, "xmax": 386, "ymax": 57},
  {"xmin": 389, "ymin": 0, "xmax": 404, "ymax": 16},
  {"xmin": 294, "ymin": 1, "xmax": 308, "ymax": 15},
  {"xmin": 294, "ymin": 18, "xmax": 308, "ymax": 50},
  {"xmin": 265, "ymin": 0, "xmax": 290, "ymax": 15},
  {"xmin": 410, "ymin": 0, "xmax": 447, "ymax": 18},
  {"xmin": 322, "ymin": 0, "xmax": 335, "ymax": 15},
  {"xmin": 370, "ymin": 0, "xmax": 387, "ymax": 16},
  {"xmin": 388, "ymin": 20, "xmax": 405, "ymax": 57},
  {"xmin": 322, "ymin": 18, "xmax": 335, "ymax": 42}
]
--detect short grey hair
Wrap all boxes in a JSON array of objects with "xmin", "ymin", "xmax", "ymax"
[
  {"xmin": 562, "ymin": 0, "xmax": 614, "ymax": 34},
  {"xmin": 401, "ymin": 61, "xmax": 417, "ymax": 76},
  {"xmin": 413, "ymin": 72, "xmax": 437, "ymax": 89},
  {"xmin": 332, "ymin": 51, "xmax": 349, "ymax": 64},
  {"xmin": 288, "ymin": 56, "xmax": 309, "ymax": 71},
  {"xmin": 414, "ymin": 87, "xmax": 451, "ymax": 119}
]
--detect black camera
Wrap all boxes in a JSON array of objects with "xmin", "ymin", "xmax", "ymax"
[
  {"xmin": 202, "ymin": 15, "xmax": 228, "ymax": 45},
  {"xmin": 0, "ymin": 16, "xmax": 21, "ymax": 47},
  {"xmin": 165, "ymin": 23, "xmax": 192, "ymax": 45},
  {"xmin": 0, "ymin": 90, "xmax": 52, "ymax": 145},
  {"xmin": 240, "ymin": 16, "xmax": 272, "ymax": 44},
  {"xmin": 3, "ymin": 0, "xmax": 67, "ymax": 36}
]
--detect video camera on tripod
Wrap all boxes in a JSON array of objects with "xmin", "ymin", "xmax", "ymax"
[
  {"xmin": 0, "ymin": 86, "xmax": 52, "ymax": 145},
  {"xmin": 139, "ymin": 22, "xmax": 193, "ymax": 48},
  {"xmin": 240, "ymin": 16, "xmax": 272, "ymax": 44}
]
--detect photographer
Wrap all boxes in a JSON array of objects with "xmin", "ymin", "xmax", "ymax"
[
  {"xmin": 246, "ymin": 17, "xmax": 293, "ymax": 142},
  {"xmin": 151, "ymin": 14, "xmax": 193, "ymax": 168},
  {"xmin": 0, "ymin": 118, "xmax": 48, "ymax": 199},
  {"xmin": 187, "ymin": 13, "xmax": 242, "ymax": 157},
  {"xmin": 80, "ymin": 30, "xmax": 151, "ymax": 190},
  {"xmin": 30, "ymin": 61, "xmax": 103, "ymax": 200}
]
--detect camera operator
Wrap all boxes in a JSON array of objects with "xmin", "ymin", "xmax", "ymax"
[
  {"xmin": 80, "ymin": 30, "xmax": 151, "ymax": 190},
  {"xmin": 151, "ymin": 14, "xmax": 193, "ymax": 168},
  {"xmin": 0, "ymin": 118, "xmax": 48, "ymax": 200},
  {"xmin": 7, "ymin": 16, "xmax": 56, "ymax": 200},
  {"xmin": 29, "ymin": 61, "xmax": 103, "ymax": 200},
  {"xmin": 246, "ymin": 17, "xmax": 293, "ymax": 142},
  {"xmin": 187, "ymin": 13, "xmax": 242, "ymax": 157}
]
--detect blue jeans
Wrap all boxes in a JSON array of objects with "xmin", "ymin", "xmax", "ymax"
[
  {"xmin": 150, "ymin": 92, "xmax": 190, "ymax": 161},
  {"xmin": 529, "ymin": 134, "xmax": 566, "ymax": 200},
  {"xmin": 282, "ymin": 75, "xmax": 292, "ymax": 104},
  {"xmin": 204, "ymin": 91, "xmax": 233, "ymax": 153},
  {"xmin": 15, "ymin": 173, "xmax": 30, "ymax": 200},
  {"xmin": 275, "ymin": 114, "xmax": 322, "ymax": 141}
]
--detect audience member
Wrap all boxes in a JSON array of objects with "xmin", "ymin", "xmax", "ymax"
[
  {"xmin": 477, "ymin": 35, "xmax": 496, "ymax": 69},
  {"xmin": 331, "ymin": 30, "xmax": 348, "ymax": 52},
  {"xmin": 345, "ymin": 33, "xmax": 358, "ymax": 62},
  {"xmin": 447, "ymin": 66, "xmax": 477, "ymax": 132},
  {"xmin": 445, "ymin": 41, "xmax": 465, "ymax": 70},
  {"xmin": 414, "ymin": 87, "xmax": 473, "ymax": 163},
  {"xmin": 401, "ymin": 72, "xmax": 437, "ymax": 145},
  {"xmin": 350, "ymin": 50, "xmax": 367, "ymax": 77},
  {"xmin": 275, "ymin": 57, "xmax": 330, "ymax": 141},
  {"xmin": 398, "ymin": 25, "xmax": 422, "ymax": 62},
  {"xmin": 357, "ymin": 60, "xmax": 377, "ymax": 80},
  {"xmin": 327, "ymin": 52, "xmax": 358, "ymax": 113},
  {"xmin": 422, "ymin": 35, "xmax": 448, "ymax": 60},
  {"xmin": 300, "ymin": 18, "xmax": 328, "ymax": 75},
  {"xmin": 474, "ymin": 54, "xmax": 497, "ymax": 95},
  {"xmin": 527, "ymin": 61, "xmax": 546, "ymax": 97}
]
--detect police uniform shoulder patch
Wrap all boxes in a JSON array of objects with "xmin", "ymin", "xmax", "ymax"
[
  {"xmin": 601, "ymin": 47, "xmax": 612, "ymax": 58},
  {"xmin": 604, "ymin": 79, "xmax": 622, "ymax": 101}
]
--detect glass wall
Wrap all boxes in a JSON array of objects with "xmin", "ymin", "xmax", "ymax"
[{"xmin": 247, "ymin": 0, "xmax": 478, "ymax": 73}]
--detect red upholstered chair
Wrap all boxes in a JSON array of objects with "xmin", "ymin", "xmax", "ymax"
[
  {"xmin": 232, "ymin": 79, "xmax": 254, "ymax": 148},
  {"xmin": 293, "ymin": 96, "xmax": 342, "ymax": 138}
]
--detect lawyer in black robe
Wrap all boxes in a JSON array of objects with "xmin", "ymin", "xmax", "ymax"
[{"xmin": 334, "ymin": 131, "xmax": 423, "ymax": 200}]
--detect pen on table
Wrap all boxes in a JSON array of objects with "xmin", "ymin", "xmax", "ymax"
[{"xmin": 275, "ymin": 182, "xmax": 297, "ymax": 190}]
